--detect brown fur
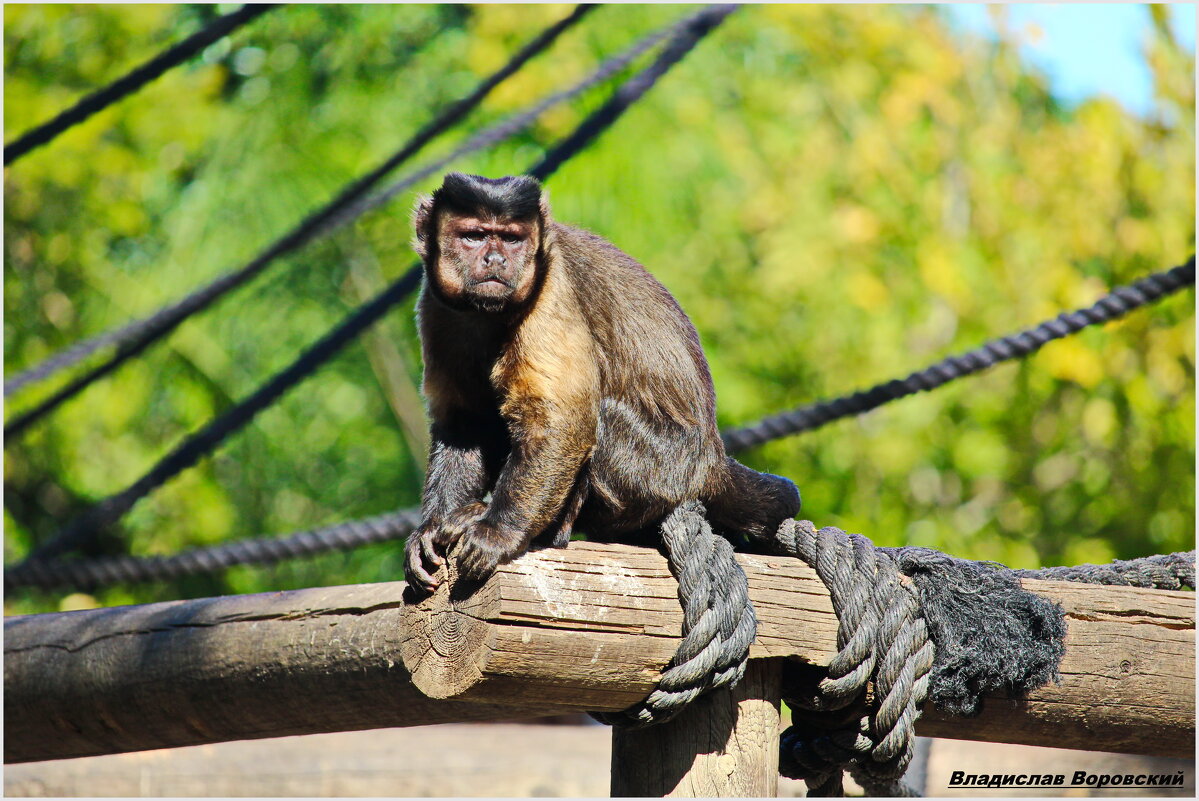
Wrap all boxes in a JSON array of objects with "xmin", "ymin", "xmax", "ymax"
[{"xmin": 405, "ymin": 173, "xmax": 800, "ymax": 593}]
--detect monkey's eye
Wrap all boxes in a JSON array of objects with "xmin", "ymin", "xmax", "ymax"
[
  {"xmin": 460, "ymin": 231, "xmax": 486, "ymax": 243},
  {"xmin": 500, "ymin": 233, "xmax": 524, "ymax": 244}
]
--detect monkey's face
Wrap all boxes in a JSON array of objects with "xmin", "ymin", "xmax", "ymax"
[{"xmin": 433, "ymin": 211, "xmax": 541, "ymax": 314}]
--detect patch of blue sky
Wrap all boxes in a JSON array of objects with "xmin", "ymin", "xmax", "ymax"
[{"xmin": 943, "ymin": 4, "xmax": 1196, "ymax": 117}]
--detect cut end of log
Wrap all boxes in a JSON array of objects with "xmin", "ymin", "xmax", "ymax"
[{"xmin": 400, "ymin": 562, "xmax": 496, "ymax": 699}]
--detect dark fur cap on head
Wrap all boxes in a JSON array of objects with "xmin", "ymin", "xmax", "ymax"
[{"xmin": 431, "ymin": 172, "xmax": 543, "ymax": 220}]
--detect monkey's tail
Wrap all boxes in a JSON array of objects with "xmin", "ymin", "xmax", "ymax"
[{"xmin": 705, "ymin": 457, "xmax": 801, "ymax": 544}]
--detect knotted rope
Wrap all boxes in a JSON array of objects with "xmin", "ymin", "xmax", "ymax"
[
  {"xmin": 771, "ymin": 521, "xmax": 937, "ymax": 797},
  {"xmin": 592, "ymin": 501, "xmax": 757, "ymax": 727},
  {"xmin": 596, "ymin": 505, "xmax": 1194, "ymax": 798}
]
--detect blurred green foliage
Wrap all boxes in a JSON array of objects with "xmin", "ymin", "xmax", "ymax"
[{"xmin": 4, "ymin": 4, "xmax": 1194, "ymax": 615}]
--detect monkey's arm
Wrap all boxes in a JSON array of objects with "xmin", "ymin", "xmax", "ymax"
[
  {"xmin": 454, "ymin": 400, "xmax": 597, "ymax": 581},
  {"xmin": 405, "ymin": 412, "xmax": 505, "ymax": 592},
  {"xmin": 421, "ymin": 418, "xmax": 499, "ymax": 518}
]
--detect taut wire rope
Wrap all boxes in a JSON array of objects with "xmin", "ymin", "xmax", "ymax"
[
  {"xmin": 4, "ymin": 4, "xmax": 277, "ymax": 165},
  {"xmin": 3, "ymin": 4, "xmax": 597, "ymax": 420},
  {"xmin": 11, "ymin": 4, "xmax": 738, "ymax": 568}
]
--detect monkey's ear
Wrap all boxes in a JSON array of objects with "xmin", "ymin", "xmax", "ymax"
[
  {"xmin": 412, "ymin": 195, "xmax": 435, "ymax": 260},
  {"xmin": 536, "ymin": 190, "xmax": 557, "ymax": 263}
]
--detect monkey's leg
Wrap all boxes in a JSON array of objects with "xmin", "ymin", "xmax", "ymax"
[
  {"xmin": 540, "ymin": 472, "xmax": 590, "ymax": 549},
  {"xmin": 405, "ymin": 415, "xmax": 506, "ymax": 593},
  {"xmin": 705, "ymin": 457, "xmax": 801, "ymax": 544},
  {"xmin": 454, "ymin": 424, "xmax": 593, "ymax": 582}
]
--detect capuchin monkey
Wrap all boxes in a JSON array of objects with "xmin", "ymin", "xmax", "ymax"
[{"xmin": 405, "ymin": 172, "xmax": 800, "ymax": 594}]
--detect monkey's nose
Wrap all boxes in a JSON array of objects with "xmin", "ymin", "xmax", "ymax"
[{"xmin": 484, "ymin": 251, "xmax": 506, "ymax": 268}]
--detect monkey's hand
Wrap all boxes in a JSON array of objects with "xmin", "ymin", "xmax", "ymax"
[
  {"xmin": 404, "ymin": 520, "xmax": 444, "ymax": 595},
  {"xmin": 454, "ymin": 517, "xmax": 526, "ymax": 584},
  {"xmin": 404, "ymin": 502, "xmax": 488, "ymax": 594}
]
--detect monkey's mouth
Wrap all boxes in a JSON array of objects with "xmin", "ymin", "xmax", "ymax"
[{"xmin": 471, "ymin": 277, "xmax": 513, "ymax": 295}]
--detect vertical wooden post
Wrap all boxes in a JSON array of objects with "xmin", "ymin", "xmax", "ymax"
[{"xmin": 610, "ymin": 658, "xmax": 782, "ymax": 798}]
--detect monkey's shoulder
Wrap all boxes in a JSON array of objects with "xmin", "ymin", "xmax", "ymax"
[
  {"xmin": 551, "ymin": 222, "xmax": 693, "ymax": 325},
  {"xmin": 551, "ymin": 223, "xmax": 655, "ymax": 282},
  {"xmin": 549, "ymin": 223, "xmax": 715, "ymax": 427}
]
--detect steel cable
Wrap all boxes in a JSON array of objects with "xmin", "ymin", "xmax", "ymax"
[
  {"xmin": 11, "ymin": 4, "xmax": 736, "ymax": 571},
  {"xmin": 4, "ymin": 4, "xmax": 277, "ymax": 165},
  {"xmin": 7, "ymin": 252, "xmax": 1190, "ymax": 588},
  {"xmin": 3, "ymin": 4, "xmax": 596, "ymax": 412}
]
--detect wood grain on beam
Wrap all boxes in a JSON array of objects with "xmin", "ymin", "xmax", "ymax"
[
  {"xmin": 401, "ymin": 542, "xmax": 1194, "ymax": 758},
  {"xmin": 6, "ymin": 542, "xmax": 1192, "ymax": 764}
]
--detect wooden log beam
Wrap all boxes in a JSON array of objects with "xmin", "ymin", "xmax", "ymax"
[
  {"xmin": 3, "ymin": 583, "xmax": 573, "ymax": 764},
  {"xmin": 610, "ymin": 658, "xmax": 783, "ymax": 797},
  {"xmin": 400, "ymin": 542, "xmax": 1194, "ymax": 758},
  {"xmin": 6, "ymin": 542, "xmax": 1192, "ymax": 765}
]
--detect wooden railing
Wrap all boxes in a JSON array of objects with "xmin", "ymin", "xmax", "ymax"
[{"xmin": 6, "ymin": 542, "xmax": 1193, "ymax": 796}]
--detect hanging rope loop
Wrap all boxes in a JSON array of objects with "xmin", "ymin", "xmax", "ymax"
[{"xmin": 592, "ymin": 501, "xmax": 757, "ymax": 728}]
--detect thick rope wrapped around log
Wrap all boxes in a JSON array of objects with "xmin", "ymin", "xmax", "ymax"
[
  {"xmin": 771, "ymin": 522, "xmax": 939, "ymax": 797},
  {"xmin": 596, "ymin": 505, "xmax": 1194, "ymax": 796},
  {"xmin": 591, "ymin": 502, "xmax": 757, "ymax": 727}
]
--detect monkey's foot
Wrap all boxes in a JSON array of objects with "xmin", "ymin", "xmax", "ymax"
[
  {"xmin": 454, "ymin": 518, "xmax": 525, "ymax": 583},
  {"xmin": 438, "ymin": 502, "xmax": 488, "ymax": 549}
]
